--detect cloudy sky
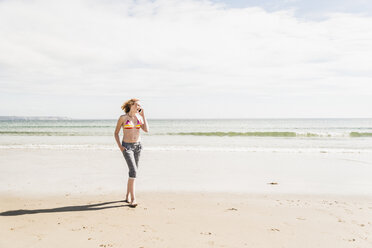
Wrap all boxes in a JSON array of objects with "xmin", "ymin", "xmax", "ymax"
[{"xmin": 0, "ymin": 0, "xmax": 371, "ymax": 119}]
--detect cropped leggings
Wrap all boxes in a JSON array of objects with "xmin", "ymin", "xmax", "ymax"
[{"xmin": 122, "ymin": 141, "xmax": 142, "ymax": 179}]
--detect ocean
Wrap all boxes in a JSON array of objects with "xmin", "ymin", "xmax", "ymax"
[{"xmin": 1, "ymin": 118, "xmax": 372, "ymax": 153}]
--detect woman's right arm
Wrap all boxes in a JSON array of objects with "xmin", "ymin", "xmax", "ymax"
[{"xmin": 114, "ymin": 116, "xmax": 125, "ymax": 152}]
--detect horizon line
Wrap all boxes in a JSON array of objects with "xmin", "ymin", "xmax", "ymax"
[{"xmin": 1, "ymin": 116, "xmax": 372, "ymax": 120}]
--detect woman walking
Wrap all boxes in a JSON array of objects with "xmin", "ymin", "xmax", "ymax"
[{"xmin": 114, "ymin": 98, "xmax": 149, "ymax": 207}]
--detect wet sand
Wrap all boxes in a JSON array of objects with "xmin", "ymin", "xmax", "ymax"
[{"xmin": 1, "ymin": 148, "xmax": 372, "ymax": 196}]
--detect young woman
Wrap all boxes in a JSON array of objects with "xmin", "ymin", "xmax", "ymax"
[{"xmin": 114, "ymin": 98, "xmax": 149, "ymax": 207}]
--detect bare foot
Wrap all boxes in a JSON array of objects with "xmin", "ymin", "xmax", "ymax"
[{"xmin": 129, "ymin": 200, "xmax": 138, "ymax": 208}]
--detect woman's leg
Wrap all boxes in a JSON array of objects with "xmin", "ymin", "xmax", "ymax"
[
  {"xmin": 128, "ymin": 144, "xmax": 141, "ymax": 205},
  {"xmin": 123, "ymin": 148, "xmax": 138, "ymax": 205},
  {"xmin": 128, "ymin": 178, "xmax": 136, "ymax": 204},
  {"xmin": 126, "ymin": 179, "xmax": 130, "ymax": 201}
]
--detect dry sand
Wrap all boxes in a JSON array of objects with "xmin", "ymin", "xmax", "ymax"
[{"xmin": 1, "ymin": 191, "xmax": 372, "ymax": 248}]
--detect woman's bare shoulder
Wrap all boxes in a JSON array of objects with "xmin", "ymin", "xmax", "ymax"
[{"xmin": 118, "ymin": 114, "xmax": 128, "ymax": 121}]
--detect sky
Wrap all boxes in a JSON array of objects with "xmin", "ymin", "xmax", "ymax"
[{"xmin": 0, "ymin": 0, "xmax": 371, "ymax": 119}]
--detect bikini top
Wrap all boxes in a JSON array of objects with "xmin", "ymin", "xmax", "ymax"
[{"xmin": 123, "ymin": 117, "xmax": 142, "ymax": 129}]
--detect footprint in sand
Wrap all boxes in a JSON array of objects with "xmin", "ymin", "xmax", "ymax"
[
  {"xmin": 226, "ymin": 208, "xmax": 238, "ymax": 211},
  {"xmin": 296, "ymin": 217, "xmax": 306, "ymax": 221},
  {"xmin": 270, "ymin": 228, "xmax": 280, "ymax": 232},
  {"xmin": 99, "ymin": 244, "xmax": 113, "ymax": 247},
  {"xmin": 200, "ymin": 232, "xmax": 212, "ymax": 235},
  {"xmin": 141, "ymin": 224, "xmax": 156, "ymax": 233},
  {"xmin": 344, "ymin": 208, "xmax": 353, "ymax": 214}
]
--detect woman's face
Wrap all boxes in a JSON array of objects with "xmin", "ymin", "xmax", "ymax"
[{"xmin": 131, "ymin": 101, "xmax": 141, "ymax": 112}]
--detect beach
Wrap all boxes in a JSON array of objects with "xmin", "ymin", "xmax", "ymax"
[
  {"xmin": 2, "ymin": 0, "xmax": 372, "ymax": 245},
  {"xmin": 1, "ymin": 148, "xmax": 372, "ymax": 247},
  {"xmin": 1, "ymin": 191, "xmax": 372, "ymax": 248}
]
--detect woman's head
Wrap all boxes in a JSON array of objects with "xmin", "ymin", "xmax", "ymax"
[{"xmin": 121, "ymin": 98, "xmax": 141, "ymax": 114}]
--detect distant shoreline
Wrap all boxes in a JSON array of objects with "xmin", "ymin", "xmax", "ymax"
[
  {"xmin": 1, "ymin": 116, "xmax": 372, "ymax": 121},
  {"xmin": 0, "ymin": 116, "xmax": 72, "ymax": 120}
]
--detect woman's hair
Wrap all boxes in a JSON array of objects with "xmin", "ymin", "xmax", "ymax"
[{"xmin": 121, "ymin": 98, "xmax": 140, "ymax": 113}]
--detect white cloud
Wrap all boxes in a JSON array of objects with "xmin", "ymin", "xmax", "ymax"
[{"xmin": 0, "ymin": 0, "xmax": 371, "ymax": 118}]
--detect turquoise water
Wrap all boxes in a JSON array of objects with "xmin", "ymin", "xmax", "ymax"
[{"xmin": 1, "ymin": 118, "xmax": 372, "ymax": 153}]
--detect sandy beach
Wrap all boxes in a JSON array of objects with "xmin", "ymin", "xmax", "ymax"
[
  {"xmin": 1, "ymin": 192, "xmax": 372, "ymax": 248},
  {"xmin": 1, "ymin": 148, "xmax": 372, "ymax": 247}
]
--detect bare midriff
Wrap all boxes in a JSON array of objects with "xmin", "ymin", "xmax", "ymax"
[{"xmin": 122, "ymin": 128, "xmax": 141, "ymax": 143}]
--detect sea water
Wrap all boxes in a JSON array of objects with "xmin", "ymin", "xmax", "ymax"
[{"xmin": 1, "ymin": 118, "xmax": 372, "ymax": 153}]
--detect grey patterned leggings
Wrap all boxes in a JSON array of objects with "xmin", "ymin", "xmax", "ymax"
[{"xmin": 122, "ymin": 141, "xmax": 142, "ymax": 178}]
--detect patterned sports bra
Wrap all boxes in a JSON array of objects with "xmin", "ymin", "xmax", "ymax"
[{"xmin": 123, "ymin": 117, "xmax": 142, "ymax": 129}]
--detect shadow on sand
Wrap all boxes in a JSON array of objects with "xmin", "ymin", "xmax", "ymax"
[{"xmin": 0, "ymin": 200, "xmax": 131, "ymax": 216}]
